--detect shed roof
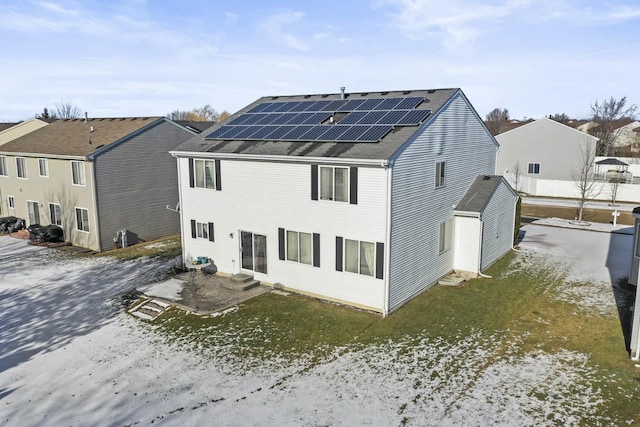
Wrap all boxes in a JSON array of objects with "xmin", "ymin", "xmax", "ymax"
[
  {"xmin": 0, "ymin": 117, "xmax": 162, "ymax": 157},
  {"xmin": 174, "ymin": 88, "xmax": 465, "ymax": 160},
  {"xmin": 456, "ymin": 175, "xmax": 512, "ymax": 213}
]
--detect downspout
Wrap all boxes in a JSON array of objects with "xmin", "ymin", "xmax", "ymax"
[
  {"xmin": 476, "ymin": 219, "xmax": 489, "ymax": 278},
  {"xmin": 90, "ymin": 160, "xmax": 102, "ymax": 251},
  {"xmin": 175, "ymin": 154, "xmax": 186, "ymax": 270},
  {"xmin": 383, "ymin": 161, "xmax": 392, "ymax": 317}
]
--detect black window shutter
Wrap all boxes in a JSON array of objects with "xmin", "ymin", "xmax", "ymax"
[
  {"xmin": 349, "ymin": 166, "xmax": 358, "ymax": 205},
  {"xmin": 208, "ymin": 222, "xmax": 214, "ymax": 242},
  {"xmin": 188, "ymin": 158, "xmax": 195, "ymax": 188},
  {"xmin": 190, "ymin": 220, "xmax": 196, "ymax": 238},
  {"xmin": 375, "ymin": 242, "xmax": 384, "ymax": 279},
  {"xmin": 311, "ymin": 164, "xmax": 318, "ymax": 200},
  {"xmin": 278, "ymin": 228, "xmax": 285, "ymax": 260},
  {"xmin": 215, "ymin": 159, "xmax": 222, "ymax": 191},
  {"xmin": 313, "ymin": 233, "xmax": 320, "ymax": 267},
  {"xmin": 335, "ymin": 236, "xmax": 343, "ymax": 271}
]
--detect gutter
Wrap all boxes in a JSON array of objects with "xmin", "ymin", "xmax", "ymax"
[
  {"xmin": 169, "ymin": 150, "xmax": 390, "ymax": 168},
  {"xmin": 0, "ymin": 152, "xmax": 86, "ymax": 161}
]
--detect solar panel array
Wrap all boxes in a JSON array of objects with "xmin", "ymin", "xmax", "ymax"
[{"xmin": 205, "ymin": 97, "xmax": 431, "ymax": 143}]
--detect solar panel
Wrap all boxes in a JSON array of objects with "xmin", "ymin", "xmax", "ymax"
[
  {"xmin": 271, "ymin": 102, "xmax": 295, "ymax": 113},
  {"xmin": 254, "ymin": 113, "xmax": 283, "ymax": 125},
  {"xmin": 317, "ymin": 125, "xmax": 349, "ymax": 141},
  {"xmin": 396, "ymin": 109, "xmax": 431, "ymax": 125},
  {"xmin": 238, "ymin": 114, "xmax": 269, "ymax": 125},
  {"xmin": 298, "ymin": 125, "xmax": 331, "ymax": 140},
  {"xmin": 377, "ymin": 110, "xmax": 410, "ymax": 125},
  {"xmin": 355, "ymin": 98, "xmax": 385, "ymax": 111},
  {"xmin": 227, "ymin": 114, "xmax": 254, "ymax": 126},
  {"xmin": 373, "ymin": 98, "xmax": 404, "ymax": 110},
  {"xmin": 357, "ymin": 111, "xmax": 388, "ymax": 124},
  {"xmin": 394, "ymin": 97, "xmax": 423, "ymax": 109},
  {"xmin": 286, "ymin": 112, "xmax": 315, "ymax": 125},
  {"xmin": 279, "ymin": 101, "xmax": 305, "ymax": 112},
  {"xmin": 339, "ymin": 111, "xmax": 368, "ymax": 125},
  {"xmin": 264, "ymin": 126, "xmax": 297, "ymax": 140},
  {"xmin": 299, "ymin": 101, "xmax": 323, "ymax": 112},
  {"xmin": 336, "ymin": 99, "xmax": 367, "ymax": 111},
  {"xmin": 235, "ymin": 126, "xmax": 265, "ymax": 139},
  {"xmin": 260, "ymin": 103, "xmax": 283, "ymax": 113},
  {"xmin": 301, "ymin": 112, "xmax": 332, "ymax": 125},
  {"xmin": 320, "ymin": 100, "xmax": 347, "ymax": 111},
  {"xmin": 336, "ymin": 126, "xmax": 370, "ymax": 141},
  {"xmin": 268, "ymin": 113, "xmax": 298, "ymax": 125},
  {"xmin": 218, "ymin": 125, "xmax": 251, "ymax": 139},
  {"xmin": 246, "ymin": 103, "xmax": 273, "ymax": 114},
  {"xmin": 308, "ymin": 100, "xmax": 333, "ymax": 111},
  {"xmin": 357, "ymin": 125, "xmax": 393, "ymax": 142},
  {"xmin": 204, "ymin": 126, "xmax": 233, "ymax": 139},
  {"xmin": 248, "ymin": 126, "xmax": 279, "ymax": 139},
  {"xmin": 281, "ymin": 125, "xmax": 315, "ymax": 140}
]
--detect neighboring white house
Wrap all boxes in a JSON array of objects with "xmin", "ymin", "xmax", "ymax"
[
  {"xmin": 629, "ymin": 207, "xmax": 640, "ymax": 360},
  {"xmin": 171, "ymin": 88, "xmax": 517, "ymax": 315}
]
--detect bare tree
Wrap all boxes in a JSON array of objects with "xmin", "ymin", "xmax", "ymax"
[
  {"xmin": 549, "ymin": 113, "xmax": 571, "ymax": 125},
  {"xmin": 36, "ymin": 107, "xmax": 57, "ymax": 120},
  {"xmin": 512, "ymin": 161, "xmax": 522, "ymax": 193},
  {"xmin": 591, "ymin": 96, "xmax": 638, "ymax": 156},
  {"xmin": 571, "ymin": 139, "xmax": 601, "ymax": 223},
  {"xmin": 167, "ymin": 104, "xmax": 222, "ymax": 122},
  {"xmin": 54, "ymin": 100, "xmax": 83, "ymax": 119},
  {"xmin": 485, "ymin": 108, "xmax": 510, "ymax": 135}
]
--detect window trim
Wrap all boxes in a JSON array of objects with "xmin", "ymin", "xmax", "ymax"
[
  {"xmin": 439, "ymin": 220, "xmax": 452, "ymax": 254},
  {"xmin": 71, "ymin": 161, "xmax": 86, "ymax": 186},
  {"xmin": 196, "ymin": 221, "xmax": 209, "ymax": 239},
  {"xmin": 285, "ymin": 230, "xmax": 314, "ymax": 265},
  {"xmin": 8, "ymin": 195, "xmax": 15, "ymax": 209},
  {"xmin": 435, "ymin": 161, "xmax": 446, "ymax": 188},
  {"xmin": 16, "ymin": 157, "xmax": 27, "ymax": 179},
  {"xmin": 49, "ymin": 202, "xmax": 63, "ymax": 226},
  {"xmin": 194, "ymin": 159, "xmax": 216, "ymax": 189},
  {"xmin": 319, "ymin": 165, "xmax": 349, "ymax": 202},
  {"xmin": 75, "ymin": 207, "xmax": 90, "ymax": 232},
  {"xmin": 527, "ymin": 162, "xmax": 540, "ymax": 175},
  {"xmin": 38, "ymin": 158, "xmax": 49, "ymax": 177},
  {"xmin": 344, "ymin": 238, "xmax": 376, "ymax": 277},
  {"xmin": 0, "ymin": 156, "xmax": 8, "ymax": 177}
]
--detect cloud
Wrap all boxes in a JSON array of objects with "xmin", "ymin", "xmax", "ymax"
[
  {"xmin": 377, "ymin": 0, "xmax": 532, "ymax": 48},
  {"xmin": 259, "ymin": 10, "xmax": 309, "ymax": 51}
]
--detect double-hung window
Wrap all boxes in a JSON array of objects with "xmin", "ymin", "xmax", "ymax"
[
  {"xmin": 190, "ymin": 220, "xmax": 215, "ymax": 241},
  {"xmin": 75, "ymin": 207, "xmax": 89, "ymax": 232},
  {"xmin": 0, "ymin": 156, "xmax": 8, "ymax": 176},
  {"xmin": 197, "ymin": 222, "xmax": 208, "ymax": 239},
  {"xmin": 527, "ymin": 162, "xmax": 540, "ymax": 174},
  {"xmin": 345, "ymin": 239, "xmax": 376, "ymax": 277},
  {"xmin": 195, "ymin": 159, "xmax": 215, "ymax": 189},
  {"xmin": 286, "ymin": 230, "xmax": 313, "ymax": 265},
  {"xmin": 320, "ymin": 166, "xmax": 348, "ymax": 202},
  {"xmin": 435, "ymin": 161, "xmax": 446, "ymax": 188},
  {"xmin": 439, "ymin": 220, "xmax": 452, "ymax": 253},
  {"xmin": 39, "ymin": 159, "xmax": 49, "ymax": 177},
  {"xmin": 16, "ymin": 157, "xmax": 27, "ymax": 179},
  {"xmin": 8, "ymin": 196, "xmax": 15, "ymax": 209},
  {"xmin": 71, "ymin": 161, "xmax": 86, "ymax": 185},
  {"xmin": 49, "ymin": 203, "xmax": 62, "ymax": 226}
]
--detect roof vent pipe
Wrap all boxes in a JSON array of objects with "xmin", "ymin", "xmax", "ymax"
[
  {"xmin": 340, "ymin": 86, "xmax": 346, "ymax": 100},
  {"xmin": 84, "ymin": 112, "xmax": 88, "ymax": 123}
]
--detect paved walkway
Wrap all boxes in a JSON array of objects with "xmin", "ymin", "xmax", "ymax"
[{"xmin": 528, "ymin": 217, "xmax": 634, "ymax": 235}]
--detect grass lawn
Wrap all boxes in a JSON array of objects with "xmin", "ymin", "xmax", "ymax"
[{"xmin": 145, "ymin": 252, "xmax": 640, "ymax": 423}]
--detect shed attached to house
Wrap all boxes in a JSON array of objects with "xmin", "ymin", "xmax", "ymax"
[{"xmin": 453, "ymin": 175, "xmax": 518, "ymax": 276}]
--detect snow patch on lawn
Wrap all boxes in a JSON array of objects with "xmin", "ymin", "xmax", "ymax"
[{"xmin": 137, "ymin": 277, "xmax": 186, "ymax": 300}]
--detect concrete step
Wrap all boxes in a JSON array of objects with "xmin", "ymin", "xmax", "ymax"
[
  {"xmin": 223, "ymin": 279, "xmax": 260, "ymax": 291},
  {"xmin": 437, "ymin": 275, "xmax": 465, "ymax": 286},
  {"xmin": 230, "ymin": 273, "xmax": 253, "ymax": 283}
]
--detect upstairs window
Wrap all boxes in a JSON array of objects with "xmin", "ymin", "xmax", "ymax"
[
  {"xmin": 189, "ymin": 158, "xmax": 221, "ymax": 191},
  {"xmin": 528, "ymin": 162, "xmax": 540, "ymax": 174},
  {"xmin": 71, "ymin": 161, "xmax": 86, "ymax": 185},
  {"xmin": 435, "ymin": 161, "xmax": 446, "ymax": 188},
  {"xmin": 0, "ymin": 156, "xmax": 7, "ymax": 176},
  {"xmin": 16, "ymin": 157, "xmax": 27, "ymax": 179},
  {"xmin": 320, "ymin": 166, "xmax": 348, "ymax": 202},
  {"xmin": 8, "ymin": 196, "xmax": 15, "ymax": 209},
  {"xmin": 39, "ymin": 158, "xmax": 49, "ymax": 177}
]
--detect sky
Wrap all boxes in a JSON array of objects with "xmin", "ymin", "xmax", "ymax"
[{"xmin": 0, "ymin": 0, "xmax": 639, "ymax": 122}]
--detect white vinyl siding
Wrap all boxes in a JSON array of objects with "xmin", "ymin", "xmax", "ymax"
[
  {"xmin": 39, "ymin": 158, "xmax": 49, "ymax": 177},
  {"xmin": 75, "ymin": 207, "xmax": 90, "ymax": 232},
  {"xmin": 195, "ymin": 159, "xmax": 215, "ymax": 189},
  {"xmin": 71, "ymin": 161, "xmax": 86, "ymax": 185},
  {"xmin": 389, "ymin": 93, "xmax": 498, "ymax": 312},
  {"xmin": 320, "ymin": 166, "xmax": 348, "ymax": 202},
  {"xmin": 16, "ymin": 157, "xmax": 27, "ymax": 178},
  {"xmin": 0, "ymin": 156, "xmax": 7, "ymax": 176}
]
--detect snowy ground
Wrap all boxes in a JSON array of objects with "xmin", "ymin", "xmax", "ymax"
[{"xmin": 0, "ymin": 226, "xmax": 633, "ymax": 426}]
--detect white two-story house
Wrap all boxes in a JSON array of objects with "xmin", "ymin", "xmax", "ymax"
[{"xmin": 172, "ymin": 88, "xmax": 517, "ymax": 315}]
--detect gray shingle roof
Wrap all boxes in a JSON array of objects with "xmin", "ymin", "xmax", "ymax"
[
  {"xmin": 456, "ymin": 175, "xmax": 509, "ymax": 213},
  {"xmin": 174, "ymin": 88, "xmax": 460, "ymax": 160}
]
